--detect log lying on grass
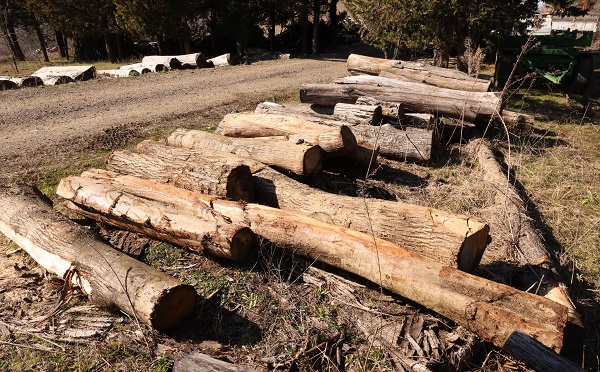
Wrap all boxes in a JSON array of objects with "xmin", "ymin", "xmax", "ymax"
[
  {"xmin": 119, "ymin": 62, "xmax": 163, "ymax": 73},
  {"xmin": 119, "ymin": 142, "xmax": 488, "ymax": 271},
  {"xmin": 107, "ymin": 142, "xmax": 257, "ymax": 202},
  {"xmin": 216, "ymin": 112, "xmax": 357, "ymax": 154},
  {"xmin": 0, "ymin": 78, "xmax": 18, "ymax": 90},
  {"xmin": 0, "ymin": 185, "xmax": 197, "ymax": 330},
  {"xmin": 57, "ymin": 171, "xmax": 567, "ymax": 352},
  {"xmin": 58, "ymin": 171, "xmax": 256, "ymax": 261},
  {"xmin": 498, "ymin": 109, "xmax": 535, "ymax": 133},
  {"xmin": 165, "ymin": 130, "xmax": 324, "ymax": 177},
  {"xmin": 141, "ymin": 55, "xmax": 183, "ymax": 69},
  {"xmin": 347, "ymin": 54, "xmax": 491, "ymax": 92},
  {"xmin": 207, "ymin": 53, "xmax": 239, "ymax": 67},
  {"xmin": 33, "ymin": 65, "xmax": 96, "ymax": 81},
  {"xmin": 31, "ymin": 74, "xmax": 75, "ymax": 86},
  {"xmin": 10, "ymin": 76, "xmax": 44, "ymax": 87},
  {"xmin": 97, "ymin": 69, "xmax": 140, "ymax": 78}
]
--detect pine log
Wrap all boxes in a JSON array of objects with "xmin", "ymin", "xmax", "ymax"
[
  {"xmin": 166, "ymin": 130, "xmax": 323, "ymax": 177},
  {"xmin": 113, "ymin": 143, "xmax": 487, "ymax": 272},
  {"xmin": 355, "ymin": 96, "xmax": 404, "ymax": 120},
  {"xmin": 119, "ymin": 62, "xmax": 164, "ymax": 73},
  {"xmin": 141, "ymin": 55, "xmax": 183, "ymax": 70},
  {"xmin": 499, "ymin": 109, "xmax": 535, "ymax": 134},
  {"xmin": 502, "ymin": 330, "xmax": 583, "ymax": 372},
  {"xmin": 347, "ymin": 54, "xmax": 491, "ymax": 92},
  {"xmin": 57, "ymin": 171, "xmax": 256, "ymax": 261},
  {"xmin": 0, "ymin": 185, "xmax": 197, "ymax": 330},
  {"xmin": 97, "ymin": 69, "xmax": 140, "ymax": 78},
  {"xmin": 350, "ymin": 124, "xmax": 433, "ymax": 162},
  {"xmin": 207, "ymin": 53, "xmax": 239, "ymax": 67},
  {"xmin": 107, "ymin": 143, "xmax": 256, "ymax": 202},
  {"xmin": 333, "ymin": 103, "xmax": 383, "ymax": 125},
  {"xmin": 57, "ymin": 171, "xmax": 567, "ymax": 351},
  {"xmin": 216, "ymin": 112, "xmax": 357, "ymax": 154},
  {"xmin": 33, "ymin": 65, "xmax": 96, "ymax": 81}
]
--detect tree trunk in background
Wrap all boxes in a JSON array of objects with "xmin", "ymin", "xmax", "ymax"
[
  {"xmin": 55, "ymin": 30, "xmax": 67, "ymax": 58},
  {"xmin": 5, "ymin": 19, "xmax": 26, "ymax": 61},
  {"xmin": 103, "ymin": 31, "xmax": 117, "ymax": 63},
  {"xmin": 116, "ymin": 33, "xmax": 127, "ymax": 60},
  {"xmin": 329, "ymin": 0, "xmax": 338, "ymax": 48},
  {"xmin": 312, "ymin": 0, "xmax": 320, "ymax": 54},
  {"xmin": 433, "ymin": 36, "xmax": 449, "ymax": 68},
  {"xmin": 301, "ymin": 0, "xmax": 309, "ymax": 55},
  {"xmin": 32, "ymin": 16, "xmax": 49, "ymax": 62},
  {"xmin": 269, "ymin": 7, "xmax": 276, "ymax": 51}
]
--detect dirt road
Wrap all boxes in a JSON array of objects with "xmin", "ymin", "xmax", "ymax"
[{"xmin": 0, "ymin": 55, "xmax": 348, "ymax": 180}]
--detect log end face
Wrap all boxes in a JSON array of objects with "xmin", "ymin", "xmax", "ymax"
[
  {"xmin": 226, "ymin": 165, "xmax": 255, "ymax": 203},
  {"xmin": 457, "ymin": 224, "xmax": 490, "ymax": 273},
  {"xmin": 303, "ymin": 146, "xmax": 325, "ymax": 177},
  {"xmin": 229, "ymin": 226, "xmax": 257, "ymax": 261},
  {"xmin": 151, "ymin": 284, "xmax": 197, "ymax": 331},
  {"xmin": 340, "ymin": 126, "xmax": 358, "ymax": 153}
]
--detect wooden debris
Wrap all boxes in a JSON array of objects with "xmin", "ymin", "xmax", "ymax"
[{"xmin": 0, "ymin": 184, "xmax": 197, "ymax": 330}]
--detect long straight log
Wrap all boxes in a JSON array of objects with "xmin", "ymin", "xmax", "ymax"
[
  {"xmin": 141, "ymin": 55, "xmax": 182, "ymax": 70},
  {"xmin": 255, "ymin": 102, "xmax": 344, "ymax": 125},
  {"xmin": 301, "ymin": 81, "xmax": 501, "ymax": 123},
  {"xmin": 97, "ymin": 69, "xmax": 140, "ymax": 78},
  {"xmin": 216, "ymin": 112, "xmax": 357, "ymax": 154},
  {"xmin": 119, "ymin": 62, "xmax": 165, "ymax": 73},
  {"xmin": 207, "ymin": 53, "xmax": 239, "ymax": 67},
  {"xmin": 0, "ymin": 185, "xmax": 197, "ymax": 330},
  {"xmin": 333, "ymin": 103, "xmax": 383, "ymax": 125},
  {"xmin": 33, "ymin": 65, "xmax": 96, "ymax": 81},
  {"xmin": 57, "ymin": 171, "xmax": 256, "ymax": 261},
  {"xmin": 165, "ymin": 130, "xmax": 323, "ymax": 177},
  {"xmin": 347, "ymin": 54, "xmax": 491, "ymax": 92},
  {"xmin": 117, "ymin": 143, "xmax": 487, "ymax": 272},
  {"xmin": 56, "ymin": 171, "xmax": 567, "ymax": 352},
  {"xmin": 107, "ymin": 142, "xmax": 256, "ymax": 202}
]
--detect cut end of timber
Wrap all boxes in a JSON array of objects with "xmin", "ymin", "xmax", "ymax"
[
  {"xmin": 229, "ymin": 226, "xmax": 257, "ymax": 261},
  {"xmin": 340, "ymin": 125, "xmax": 358, "ymax": 153},
  {"xmin": 151, "ymin": 284, "xmax": 197, "ymax": 330},
  {"xmin": 226, "ymin": 165, "xmax": 255, "ymax": 202},
  {"xmin": 303, "ymin": 145, "xmax": 325, "ymax": 176},
  {"xmin": 457, "ymin": 224, "xmax": 490, "ymax": 272}
]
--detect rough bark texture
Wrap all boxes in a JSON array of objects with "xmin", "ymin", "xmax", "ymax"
[
  {"xmin": 255, "ymin": 102, "xmax": 344, "ymax": 125},
  {"xmin": 502, "ymin": 330, "xmax": 583, "ymax": 372},
  {"xmin": 216, "ymin": 112, "xmax": 357, "ymax": 154},
  {"xmin": 0, "ymin": 184, "xmax": 196, "ymax": 330},
  {"xmin": 333, "ymin": 103, "xmax": 383, "ymax": 125},
  {"xmin": 349, "ymin": 124, "xmax": 433, "ymax": 162},
  {"xmin": 107, "ymin": 141, "xmax": 256, "ymax": 202},
  {"xmin": 33, "ymin": 65, "xmax": 96, "ymax": 81},
  {"xmin": 347, "ymin": 54, "xmax": 491, "ymax": 92},
  {"xmin": 57, "ymin": 176, "xmax": 566, "ymax": 351},
  {"xmin": 499, "ymin": 109, "xmax": 535, "ymax": 134},
  {"xmin": 57, "ymin": 171, "xmax": 256, "ymax": 261},
  {"xmin": 355, "ymin": 96, "xmax": 404, "ymax": 120},
  {"xmin": 166, "ymin": 130, "xmax": 324, "ymax": 177}
]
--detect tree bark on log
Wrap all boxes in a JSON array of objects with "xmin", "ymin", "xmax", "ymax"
[
  {"xmin": 166, "ymin": 130, "xmax": 324, "ymax": 177},
  {"xmin": 112, "ymin": 143, "xmax": 488, "ymax": 271},
  {"xmin": 498, "ymin": 109, "xmax": 535, "ymax": 134},
  {"xmin": 207, "ymin": 53, "xmax": 239, "ymax": 67},
  {"xmin": 347, "ymin": 54, "xmax": 491, "ymax": 92},
  {"xmin": 33, "ymin": 65, "xmax": 96, "ymax": 81},
  {"xmin": 333, "ymin": 103, "xmax": 383, "ymax": 125},
  {"xmin": 355, "ymin": 96, "xmax": 404, "ymax": 120},
  {"xmin": 56, "ymin": 172, "xmax": 567, "ymax": 351},
  {"xmin": 31, "ymin": 74, "xmax": 75, "ymax": 86},
  {"xmin": 141, "ymin": 55, "xmax": 183, "ymax": 70},
  {"xmin": 216, "ymin": 112, "xmax": 357, "ymax": 154},
  {"xmin": 0, "ymin": 185, "xmax": 197, "ymax": 330},
  {"xmin": 107, "ymin": 141, "xmax": 256, "ymax": 202},
  {"xmin": 255, "ymin": 102, "xmax": 342, "ymax": 125},
  {"xmin": 350, "ymin": 124, "xmax": 433, "ymax": 162},
  {"xmin": 97, "ymin": 69, "xmax": 140, "ymax": 78},
  {"xmin": 331, "ymin": 76, "xmax": 502, "ymax": 123},
  {"xmin": 57, "ymin": 171, "xmax": 256, "ymax": 261}
]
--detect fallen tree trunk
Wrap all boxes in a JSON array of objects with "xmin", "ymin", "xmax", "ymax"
[
  {"xmin": 165, "ymin": 130, "xmax": 324, "ymax": 177},
  {"xmin": 2, "ymin": 76, "xmax": 44, "ymax": 88},
  {"xmin": 107, "ymin": 142, "xmax": 256, "ymax": 202},
  {"xmin": 347, "ymin": 54, "xmax": 491, "ymax": 92},
  {"xmin": 498, "ymin": 109, "xmax": 535, "ymax": 134},
  {"xmin": 97, "ymin": 69, "xmax": 140, "ymax": 78},
  {"xmin": 141, "ymin": 55, "xmax": 182, "ymax": 70},
  {"xmin": 119, "ymin": 62, "xmax": 164, "ymax": 73},
  {"xmin": 0, "ymin": 185, "xmax": 197, "ymax": 330},
  {"xmin": 33, "ymin": 65, "xmax": 96, "ymax": 81},
  {"xmin": 350, "ymin": 124, "xmax": 433, "ymax": 162},
  {"xmin": 56, "ymin": 171, "xmax": 567, "ymax": 352},
  {"xmin": 355, "ymin": 96, "xmax": 404, "ymax": 120},
  {"xmin": 333, "ymin": 103, "xmax": 383, "ymax": 125},
  {"xmin": 57, "ymin": 172, "xmax": 256, "ymax": 261},
  {"xmin": 255, "ymin": 102, "xmax": 344, "ymax": 126},
  {"xmin": 216, "ymin": 112, "xmax": 357, "ymax": 154},
  {"xmin": 117, "ymin": 143, "xmax": 487, "ymax": 272},
  {"xmin": 31, "ymin": 74, "xmax": 75, "ymax": 86},
  {"xmin": 0, "ymin": 78, "xmax": 18, "ymax": 90},
  {"xmin": 207, "ymin": 53, "xmax": 239, "ymax": 67}
]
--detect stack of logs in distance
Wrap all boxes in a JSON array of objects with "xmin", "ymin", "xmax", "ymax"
[{"xmin": 2, "ymin": 53, "xmax": 579, "ymax": 370}]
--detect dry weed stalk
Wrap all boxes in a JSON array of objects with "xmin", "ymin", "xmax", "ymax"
[{"xmin": 459, "ymin": 38, "xmax": 485, "ymax": 77}]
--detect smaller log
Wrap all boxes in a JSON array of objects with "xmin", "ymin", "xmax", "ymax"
[
  {"xmin": 57, "ymin": 171, "xmax": 256, "ymax": 261},
  {"xmin": 107, "ymin": 142, "xmax": 256, "ymax": 201},
  {"xmin": 207, "ymin": 53, "xmax": 239, "ymax": 67},
  {"xmin": 97, "ymin": 69, "xmax": 140, "ymax": 78},
  {"xmin": 350, "ymin": 124, "xmax": 433, "ymax": 162},
  {"xmin": 333, "ymin": 103, "xmax": 383, "ymax": 125},
  {"xmin": 355, "ymin": 96, "xmax": 403, "ymax": 120},
  {"xmin": 33, "ymin": 65, "xmax": 96, "ymax": 81},
  {"xmin": 438, "ymin": 117, "xmax": 477, "ymax": 143},
  {"xmin": 402, "ymin": 113, "xmax": 437, "ymax": 129},
  {"xmin": 11, "ymin": 76, "xmax": 44, "ymax": 87},
  {"xmin": 32, "ymin": 74, "xmax": 75, "ymax": 86},
  {"xmin": 141, "ymin": 55, "xmax": 182, "ymax": 70},
  {"xmin": 502, "ymin": 330, "xmax": 583, "ymax": 372},
  {"xmin": 119, "ymin": 62, "xmax": 164, "ymax": 73},
  {"xmin": 0, "ymin": 78, "xmax": 18, "ymax": 90},
  {"xmin": 499, "ymin": 109, "xmax": 535, "ymax": 134},
  {"xmin": 0, "ymin": 185, "xmax": 196, "ymax": 330},
  {"xmin": 216, "ymin": 112, "xmax": 357, "ymax": 154},
  {"xmin": 166, "ymin": 130, "xmax": 324, "ymax": 177}
]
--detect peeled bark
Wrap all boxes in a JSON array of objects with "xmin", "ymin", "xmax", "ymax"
[
  {"xmin": 119, "ymin": 62, "xmax": 164, "ymax": 73},
  {"xmin": 4, "ymin": 76, "xmax": 44, "ymax": 88},
  {"xmin": 107, "ymin": 141, "xmax": 256, "ymax": 202},
  {"xmin": 355, "ymin": 96, "xmax": 404, "ymax": 120},
  {"xmin": 141, "ymin": 55, "xmax": 182, "ymax": 69},
  {"xmin": 166, "ymin": 130, "xmax": 323, "ymax": 177},
  {"xmin": 207, "ymin": 53, "xmax": 239, "ymax": 67},
  {"xmin": 216, "ymin": 112, "xmax": 357, "ymax": 154},
  {"xmin": 0, "ymin": 185, "xmax": 196, "ymax": 330},
  {"xmin": 333, "ymin": 103, "xmax": 383, "ymax": 125},
  {"xmin": 350, "ymin": 124, "xmax": 433, "ymax": 162},
  {"xmin": 33, "ymin": 66, "xmax": 96, "ymax": 81},
  {"xmin": 56, "ymin": 174, "xmax": 567, "ymax": 351},
  {"xmin": 57, "ymin": 171, "xmax": 255, "ymax": 261},
  {"xmin": 347, "ymin": 54, "xmax": 491, "ymax": 92}
]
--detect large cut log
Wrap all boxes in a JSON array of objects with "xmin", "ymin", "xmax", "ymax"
[
  {"xmin": 119, "ymin": 62, "xmax": 164, "ymax": 73},
  {"xmin": 1, "ymin": 76, "xmax": 44, "ymax": 88},
  {"xmin": 57, "ymin": 172, "xmax": 256, "ymax": 261},
  {"xmin": 165, "ymin": 130, "xmax": 323, "ymax": 177},
  {"xmin": 333, "ymin": 103, "xmax": 383, "ymax": 125},
  {"xmin": 116, "ymin": 143, "xmax": 487, "ymax": 272},
  {"xmin": 301, "ymin": 81, "xmax": 501, "ymax": 123},
  {"xmin": 255, "ymin": 102, "xmax": 343, "ymax": 125},
  {"xmin": 216, "ymin": 112, "xmax": 357, "ymax": 154},
  {"xmin": 33, "ymin": 65, "xmax": 96, "ymax": 81},
  {"xmin": 207, "ymin": 53, "xmax": 239, "ymax": 67},
  {"xmin": 31, "ymin": 74, "xmax": 75, "ymax": 86},
  {"xmin": 0, "ymin": 185, "xmax": 196, "ymax": 330},
  {"xmin": 141, "ymin": 55, "xmax": 183, "ymax": 70},
  {"xmin": 498, "ymin": 109, "xmax": 535, "ymax": 134},
  {"xmin": 107, "ymin": 142, "xmax": 256, "ymax": 202},
  {"xmin": 347, "ymin": 54, "xmax": 491, "ymax": 92},
  {"xmin": 97, "ymin": 69, "xmax": 140, "ymax": 78},
  {"xmin": 355, "ymin": 96, "xmax": 403, "ymax": 120},
  {"xmin": 57, "ymin": 171, "xmax": 567, "ymax": 352},
  {"xmin": 350, "ymin": 124, "xmax": 433, "ymax": 162}
]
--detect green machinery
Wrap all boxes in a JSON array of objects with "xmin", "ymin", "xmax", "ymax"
[{"xmin": 494, "ymin": 30, "xmax": 596, "ymax": 93}]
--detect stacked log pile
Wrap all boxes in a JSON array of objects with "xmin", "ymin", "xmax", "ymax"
[{"xmin": 1, "ymin": 52, "xmax": 578, "ymax": 370}]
